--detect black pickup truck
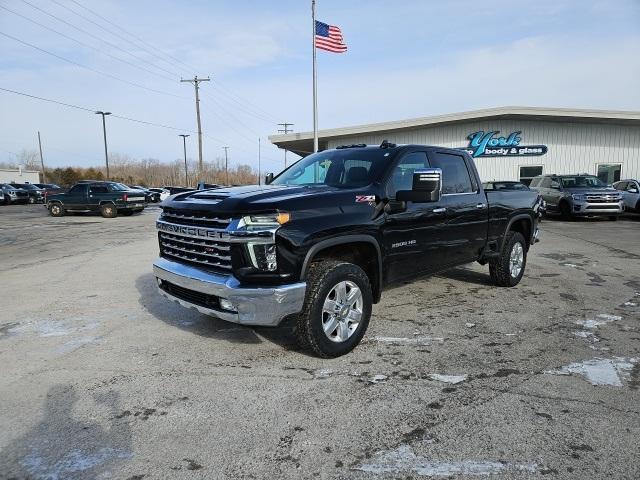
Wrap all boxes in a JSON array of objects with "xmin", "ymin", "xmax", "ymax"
[
  {"xmin": 47, "ymin": 181, "xmax": 147, "ymax": 218},
  {"xmin": 153, "ymin": 143, "xmax": 542, "ymax": 357}
]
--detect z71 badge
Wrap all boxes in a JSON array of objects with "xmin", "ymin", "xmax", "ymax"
[{"xmin": 355, "ymin": 195, "xmax": 376, "ymax": 205}]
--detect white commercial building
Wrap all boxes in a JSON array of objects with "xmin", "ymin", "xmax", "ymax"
[
  {"xmin": 0, "ymin": 167, "xmax": 41, "ymax": 184},
  {"xmin": 269, "ymin": 106, "xmax": 640, "ymax": 185}
]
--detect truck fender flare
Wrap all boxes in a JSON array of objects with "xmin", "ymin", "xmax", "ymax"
[
  {"xmin": 300, "ymin": 235, "xmax": 383, "ymax": 300},
  {"xmin": 503, "ymin": 214, "xmax": 533, "ymax": 249},
  {"xmin": 98, "ymin": 200, "xmax": 116, "ymax": 206}
]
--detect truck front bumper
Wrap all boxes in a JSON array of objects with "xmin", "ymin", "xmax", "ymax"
[
  {"xmin": 153, "ymin": 257, "xmax": 306, "ymax": 327},
  {"xmin": 572, "ymin": 200, "xmax": 624, "ymax": 215}
]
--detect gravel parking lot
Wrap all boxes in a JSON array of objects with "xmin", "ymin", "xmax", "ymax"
[{"xmin": 1, "ymin": 204, "xmax": 639, "ymax": 479}]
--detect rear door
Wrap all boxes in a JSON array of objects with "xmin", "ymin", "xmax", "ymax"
[
  {"xmin": 88, "ymin": 184, "xmax": 110, "ymax": 211},
  {"xmin": 426, "ymin": 149, "xmax": 488, "ymax": 267}
]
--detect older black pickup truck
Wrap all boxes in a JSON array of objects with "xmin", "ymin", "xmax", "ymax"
[{"xmin": 153, "ymin": 143, "xmax": 542, "ymax": 357}]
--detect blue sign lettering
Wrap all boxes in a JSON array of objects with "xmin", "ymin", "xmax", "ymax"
[{"xmin": 463, "ymin": 130, "xmax": 547, "ymax": 158}]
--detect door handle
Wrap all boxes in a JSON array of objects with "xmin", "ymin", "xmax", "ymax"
[
  {"xmin": 432, "ymin": 207, "xmax": 446, "ymax": 214},
  {"xmin": 476, "ymin": 203, "xmax": 486, "ymax": 209}
]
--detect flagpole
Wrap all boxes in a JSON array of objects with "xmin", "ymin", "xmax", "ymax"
[{"xmin": 312, "ymin": 0, "xmax": 318, "ymax": 153}]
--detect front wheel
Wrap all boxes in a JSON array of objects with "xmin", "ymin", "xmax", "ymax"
[
  {"xmin": 608, "ymin": 216, "xmax": 618, "ymax": 221},
  {"xmin": 28, "ymin": 196, "xmax": 36, "ymax": 204},
  {"xmin": 49, "ymin": 203, "xmax": 64, "ymax": 217},
  {"xmin": 296, "ymin": 260, "xmax": 372, "ymax": 358},
  {"xmin": 489, "ymin": 231, "xmax": 527, "ymax": 287},
  {"xmin": 100, "ymin": 203, "xmax": 117, "ymax": 218},
  {"xmin": 559, "ymin": 201, "xmax": 573, "ymax": 220}
]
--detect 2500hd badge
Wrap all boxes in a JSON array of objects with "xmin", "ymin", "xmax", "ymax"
[{"xmin": 153, "ymin": 141, "xmax": 542, "ymax": 357}]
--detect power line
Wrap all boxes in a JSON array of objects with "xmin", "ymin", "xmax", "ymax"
[
  {"xmin": 213, "ymin": 81, "xmax": 281, "ymax": 123},
  {"xmin": 47, "ymin": 0, "xmax": 180, "ymax": 79},
  {"xmin": 66, "ymin": 0, "xmax": 199, "ymax": 75},
  {"xmin": 0, "ymin": 31, "xmax": 187, "ymax": 100},
  {"xmin": 181, "ymin": 76, "xmax": 210, "ymax": 171},
  {"xmin": 19, "ymin": 0, "xmax": 179, "ymax": 80},
  {"xmin": 0, "ymin": 4, "xmax": 177, "ymax": 83}
]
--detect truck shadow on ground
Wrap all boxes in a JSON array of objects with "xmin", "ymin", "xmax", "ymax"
[
  {"xmin": 436, "ymin": 266, "xmax": 495, "ymax": 286},
  {"xmin": 0, "ymin": 384, "xmax": 133, "ymax": 479},
  {"xmin": 135, "ymin": 273, "xmax": 302, "ymax": 352}
]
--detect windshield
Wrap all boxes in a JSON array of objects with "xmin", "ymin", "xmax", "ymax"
[
  {"xmin": 18, "ymin": 184, "xmax": 39, "ymax": 190},
  {"xmin": 495, "ymin": 182, "xmax": 528, "ymax": 190},
  {"xmin": 271, "ymin": 148, "xmax": 395, "ymax": 187},
  {"xmin": 107, "ymin": 182, "xmax": 129, "ymax": 191},
  {"xmin": 560, "ymin": 176, "xmax": 606, "ymax": 188}
]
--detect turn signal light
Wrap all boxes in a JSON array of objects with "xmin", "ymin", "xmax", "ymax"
[{"xmin": 123, "ymin": 194, "xmax": 128, "ymax": 201}]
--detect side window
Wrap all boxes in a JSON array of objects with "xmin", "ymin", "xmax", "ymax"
[
  {"xmin": 540, "ymin": 177, "xmax": 552, "ymax": 188},
  {"xmin": 529, "ymin": 177, "xmax": 541, "ymax": 188},
  {"xmin": 89, "ymin": 185, "xmax": 108, "ymax": 194},
  {"xmin": 387, "ymin": 151, "xmax": 429, "ymax": 198},
  {"xmin": 67, "ymin": 185, "xmax": 85, "ymax": 194},
  {"xmin": 428, "ymin": 151, "xmax": 473, "ymax": 194},
  {"xmin": 613, "ymin": 182, "xmax": 626, "ymax": 191}
]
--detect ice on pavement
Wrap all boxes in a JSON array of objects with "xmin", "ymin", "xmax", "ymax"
[
  {"xmin": 428, "ymin": 374, "xmax": 467, "ymax": 384},
  {"xmin": 545, "ymin": 357, "xmax": 637, "ymax": 386}
]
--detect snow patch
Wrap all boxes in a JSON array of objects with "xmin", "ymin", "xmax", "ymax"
[
  {"xmin": 368, "ymin": 374, "xmax": 388, "ymax": 384},
  {"xmin": 545, "ymin": 357, "xmax": 637, "ymax": 386},
  {"xmin": 375, "ymin": 336, "xmax": 444, "ymax": 344},
  {"xmin": 428, "ymin": 374, "xmax": 467, "ymax": 385},
  {"xmin": 313, "ymin": 368, "xmax": 333, "ymax": 379},
  {"xmin": 9, "ymin": 318, "xmax": 100, "ymax": 337},
  {"xmin": 562, "ymin": 263, "xmax": 578, "ymax": 268},
  {"xmin": 355, "ymin": 444, "xmax": 537, "ymax": 476},
  {"xmin": 575, "ymin": 314, "xmax": 621, "ymax": 329},
  {"xmin": 623, "ymin": 302, "xmax": 637, "ymax": 307},
  {"xmin": 21, "ymin": 448, "xmax": 132, "ymax": 479},
  {"xmin": 573, "ymin": 331, "xmax": 599, "ymax": 341},
  {"xmin": 465, "ymin": 323, "xmax": 476, "ymax": 328}
]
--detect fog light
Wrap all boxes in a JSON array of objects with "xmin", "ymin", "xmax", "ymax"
[
  {"xmin": 248, "ymin": 243, "xmax": 278, "ymax": 272},
  {"xmin": 219, "ymin": 298, "xmax": 235, "ymax": 312},
  {"xmin": 156, "ymin": 278, "xmax": 162, "ymax": 286}
]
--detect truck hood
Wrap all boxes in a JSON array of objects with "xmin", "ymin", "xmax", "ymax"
[
  {"xmin": 162, "ymin": 184, "xmax": 376, "ymax": 215},
  {"xmin": 562, "ymin": 186, "xmax": 619, "ymax": 195}
]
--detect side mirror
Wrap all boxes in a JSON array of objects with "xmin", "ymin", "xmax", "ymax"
[
  {"xmin": 264, "ymin": 172, "xmax": 274, "ymax": 185},
  {"xmin": 550, "ymin": 181, "xmax": 560, "ymax": 189},
  {"xmin": 396, "ymin": 168, "xmax": 442, "ymax": 203},
  {"xmin": 629, "ymin": 187, "xmax": 638, "ymax": 194}
]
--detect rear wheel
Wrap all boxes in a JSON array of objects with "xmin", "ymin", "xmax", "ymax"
[
  {"xmin": 296, "ymin": 260, "xmax": 372, "ymax": 358},
  {"xmin": 100, "ymin": 203, "xmax": 117, "ymax": 218},
  {"xmin": 608, "ymin": 216, "xmax": 618, "ymax": 221},
  {"xmin": 489, "ymin": 231, "xmax": 527, "ymax": 287},
  {"xmin": 28, "ymin": 196, "xmax": 36, "ymax": 204},
  {"xmin": 49, "ymin": 202, "xmax": 64, "ymax": 217},
  {"xmin": 122, "ymin": 210, "xmax": 134, "ymax": 216}
]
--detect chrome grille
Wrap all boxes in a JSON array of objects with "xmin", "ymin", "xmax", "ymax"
[
  {"xmin": 585, "ymin": 194, "xmax": 621, "ymax": 203},
  {"xmin": 161, "ymin": 207, "xmax": 231, "ymax": 228},
  {"xmin": 159, "ymin": 230, "xmax": 232, "ymax": 272}
]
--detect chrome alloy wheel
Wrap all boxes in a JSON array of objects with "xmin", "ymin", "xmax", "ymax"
[
  {"xmin": 509, "ymin": 242, "xmax": 524, "ymax": 278},
  {"xmin": 50, "ymin": 204, "xmax": 61, "ymax": 215},
  {"xmin": 321, "ymin": 280, "xmax": 363, "ymax": 343}
]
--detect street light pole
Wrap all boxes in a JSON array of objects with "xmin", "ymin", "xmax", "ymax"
[
  {"xmin": 179, "ymin": 134, "xmax": 190, "ymax": 186},
  {"xmin": 95, "ymin": 111, "xmax": 111, "ymax": 179},
  {"xmin": 223, "ymin": 146, "xmax": 229, "ymax": 185}
]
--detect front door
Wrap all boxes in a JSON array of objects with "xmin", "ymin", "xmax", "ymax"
[{"xmin": 64, "ymin": 184, "xmax": 88, "ymax": 209}]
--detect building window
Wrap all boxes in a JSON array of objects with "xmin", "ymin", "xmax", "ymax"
[
  {"xmin": 597, "ymin": 164, "xmax": 621, "ymax": 185},
  {"xmin": 519, "ymin": 166, "xmax": 543, "ymax": 186}
]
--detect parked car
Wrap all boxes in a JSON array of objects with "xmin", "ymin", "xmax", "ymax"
[
  {"xmin": 128, "ymin": 185, "xmax": 160, "ymax": 203},
  {"xmin": 1, "ymin": 183, "xmax": 30, "ymax": 205},
  {"xmin": 530, "ymin": 174, "xmax": 623, "ymax": 220},
  {"xmin": 613, "ymin": 179, "xmax": 640, "ymax": 212},
  {"xmin": 482, "ymin": 181, "xmax": 530, "ymax": 191},
  {"xmin": 12, "ymin": 183, "xmax": 45, "ymax": 204},
  {"xmin": 149, "ymin": 187, "xmax": 171, "ymax": 202},
  {"xmin": 153, "ymin": 142, "xmax": 542, "ymax": 357},
  {"xmin": 46, "ymin": 181, "xmax": 147, "ymax": 218},
  {"xmin": 33, "ymin": 183, "xmax": 64, "ymax": 197}
]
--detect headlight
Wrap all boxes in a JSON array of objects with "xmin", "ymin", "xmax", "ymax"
[
  {"xmin": 572, "ymin": 194, "xmax": 585, "ymax": 201},
  {"xmin": 247, "ymin": 243, "xmax": 278, "ymax": 271},
  {"xmin": 241, "ymin": 212, "xmax": 290, "ymax": 230}
]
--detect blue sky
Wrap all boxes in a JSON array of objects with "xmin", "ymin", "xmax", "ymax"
[{"xmin": 1, "ymin": 0, "xmax": 639, "ymax": 174}]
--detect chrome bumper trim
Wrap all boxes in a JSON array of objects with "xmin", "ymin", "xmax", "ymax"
[{"xmin": 153, "ymin": 257, "xmax": 306, "ymax": 326}]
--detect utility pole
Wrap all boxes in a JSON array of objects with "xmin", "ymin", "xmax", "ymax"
[
  {"xmin": 223, "ymin": 146, "xmax": 229, "ymax": 185},
  {"xmin": 179, "ymin": 134, "xmax": 189, "ymax": 186},
  {"xmin": 258, "ymin": 137, "xmax": 261, "ymax": 186},
  {"xmin": 95, "ymin": 111, "xmax": 111, "ymax": 179},
  {"xmin": 277, "ymin": 122, "xmax": 294, "ymax": 169},
  {"xmin": 37, "ymin": 131, "xmax": 46, "ymax": 183},
  {"xmin": 181, "ymin": 76, "xmax": 210, "ymax": 174}
]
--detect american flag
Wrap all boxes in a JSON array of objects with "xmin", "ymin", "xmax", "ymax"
[{"xmin": 315, "ymin": 20, "xmax": 347, "ymax": 53}]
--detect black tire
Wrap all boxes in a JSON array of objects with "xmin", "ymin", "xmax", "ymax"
[
  {"xmin": 122, "ymin": 210, "xmax": 134, "ymax": 216},
  {"xmin": 559, "ymin": 201, "xmax": 573, "ymax": 220},
  {"xmin": 608, "ymin": 216, "xmax": 618, "ymax": 221},
  {"xmin": 28, "ymin": 196, "xmax": 36, "ymax": 204},
  {"xmin": 489, "ymin": 231, "xmax": 527, "ymax": 287},
  {"xmin": 49, "ymin": 202, "xmax": 64, "ymax": 217},
  {"xmin": 636, "ymin": 200, "xmax": 640, "ymax": 213},
  {"xmin": 2, "ymin": 195, "xmax": 8, "ymax": 205},
  {"xmin": 296, "ymin": 260, "xmax": 372, "ymax": 358},
  {"xmin": 100, "ymin": 203, "xmax": 117, "ymax": 218}
]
